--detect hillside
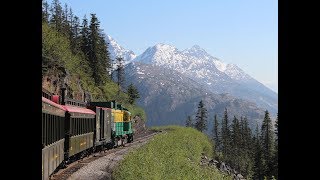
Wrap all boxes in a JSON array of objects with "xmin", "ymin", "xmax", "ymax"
[
  {"xmin": 113, "ymin": 126, "xmax": 231, "ymax": 180},
  {"xmin": 124, "ymin": 62, "xmax": 265, "ymax": 130},
  {"xmin": 133, "ymin": 43, "xmax": 277, "ymax": 115},
  {"xmin": 42, "ymin": 22, "xmax": 145, "ymax": 119}
]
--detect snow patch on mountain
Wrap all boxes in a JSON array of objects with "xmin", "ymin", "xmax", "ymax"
[{"xmin": 105, "ymin": 35, "xmax": 136, "ymax": 63}]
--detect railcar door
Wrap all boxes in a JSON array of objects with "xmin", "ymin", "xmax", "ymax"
[
  {"xmin": 95, "ymin": 107, "xmax": 101, "ymax": 144},
  {"xmin": 104, "ymin": 109, "xmax": 112, "ymax": 141}
]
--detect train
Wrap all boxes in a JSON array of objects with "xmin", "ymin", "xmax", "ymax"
[{"xmin": 42, "ymin": 88, "xmax": 134, "ymax": 180}]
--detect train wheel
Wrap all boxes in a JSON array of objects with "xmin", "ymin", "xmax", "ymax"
[{"xmin": 123, "ymin": 136, "xmax": 128, "ymax": 146}]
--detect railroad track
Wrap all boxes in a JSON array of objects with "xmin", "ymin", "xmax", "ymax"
[{"xmin": 50, "ymin": 131, "xmax": 159, "ymax": 180}]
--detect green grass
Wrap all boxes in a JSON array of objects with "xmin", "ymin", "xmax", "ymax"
[{"xmin": 113, "ymin": 126, "xmax": 231, "ymax": 180}]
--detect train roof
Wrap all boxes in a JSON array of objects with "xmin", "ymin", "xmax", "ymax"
[
  {"xmin": 63, "ymin": 105, "xmax": 96, "ymax": 115},
  {"xmin": 42, "ymin": 97, "xmax": 66, "ymax": 111}
]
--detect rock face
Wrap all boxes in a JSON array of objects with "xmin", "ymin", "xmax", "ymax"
[{"xmin": 200, "ymin": 155, "xmax": 246, "ymax": 180}]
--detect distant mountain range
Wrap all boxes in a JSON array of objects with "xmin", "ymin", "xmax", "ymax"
[{"xmin": 106, "ymin": 35, "xmax": 277, "ymax": 130}]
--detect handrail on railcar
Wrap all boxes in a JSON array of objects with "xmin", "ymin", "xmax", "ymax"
[{"xmin": 42, "ymin": 87, "xmax": 53, "ymax": 100}]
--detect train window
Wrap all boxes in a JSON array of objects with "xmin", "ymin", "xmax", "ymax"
[
  {"xmin": 52, "ymin": 115, "xmax": 55, "ymax": 143},
  {"xmin": 53, "ymin": 115, "xmax": 55, "ymax": 142},
  {"xmin": 87, "ymin": 118, "xmax": 89, "ymax": 133},
  {"xmin": 72, "ymin": 118, "xmax": 74, "ymax": 136},
  {"xmin": 53, "ymin": 115, "xmax": 56, "ymax": 142},
  {"xmin": 46, "ymin": 113, "xmax": 49, "ymax": 145},
  {"xmin": 70, "ymin": 118, "xmax": 72, "ymax": 136},
  {"xmin": 81, "ymin": 118, "xmax": 83, "ymax": 134},
  {"xmin": 51, "ymin": 114, "xmax": 53, "ymax": 144},
  {"xmin": 42, "ymin": 113, "xmax": 44, "ymax": 146},
  {"xmin": 48, "ymin": 114, "xmax": 50, "ymax": 145},
  {"xmin": 76, "ymin": 118, "xmax": 78, "ymax": 135},
  {"xmin": 85, "ymin": 118, "xmax": 87, "ymax": 133},
  {"xmin": 84, "ymin": 118, "xmax": 86, "ymax": 134},
  {"xmin": 59, "ymin": 117, "xmax": 61, "ymax": 139},
  {"xmin": 48, "ymin": 114, "xmax": 51, "ymax": 145},
  {"xmin": 80, "ymin": 118, "xmax": 83, "ymax": 134},
  {"xmin": 56, "ymin": 116, "xmax": 59, "ymax": 141},
  {"xmin": 75, "ymin": 118, "xmax": 77, "ymax": 135},
  {"xmin": 61, "ymin": 116, "xmax": 63, "ymax": 139},
  {"xmin": 89, "ymin": 118, "xmax": 91, "ymax": 132},
  {"xmin": 88, "ymin": 118, "xmax": 90, "ymax": 133},
  {"xmin": 43, "ymin": 113, "xmax": 45, "ymax": 146},
  {"xmin": 78, "ymin": 118, "xmax": 80, "ymax": 135}
]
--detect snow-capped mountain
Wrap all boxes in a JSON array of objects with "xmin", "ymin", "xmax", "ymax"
[
  {"xmin": 105, "ymin": 35, "xmax": 136, "ymax": 63},
  {"xmin": 124, "ymin": 62, "xmax": 265, "ymax": 130},
  {"xmin": 133, "ymin": 43, "xmax": 278, "ymax": 114},
  {"xmin": 104, "ymin": 35, "xmax": 277, "ymax": 115}
]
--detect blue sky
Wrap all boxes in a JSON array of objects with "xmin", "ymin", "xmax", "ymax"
[{"xmin": 51, "ymin": 0, "xmax": 278, "ymax": 93}]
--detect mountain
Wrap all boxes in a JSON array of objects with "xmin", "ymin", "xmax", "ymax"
[
  {"xmin": 105, "ymin": 35, "xmax": 136, "ymax": 64},
  {"xmin": 133, "ymin": 43, "xmax": 278, "ymax": 114},
  {"xmin": 124, "ymin": 62, "xmax": 266, "ymax": 130},
  {"xmin": 105, "ymin": 36, "xmax": 277, "ymax": 128}
]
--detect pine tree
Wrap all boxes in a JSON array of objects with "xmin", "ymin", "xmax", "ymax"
[
  {"xmin": 42, "ymin": 0, "xmax": 50, "ymax": 23},
  {"xmin": 194, "ymin": 100, "xmax": 208, "ymax": 132},
  {"xmin": 231, "ymin": 116, "xmax": 241, "ymax": 169},
  {"xmin": 61, "ymin": 3, "xmax": 71, "ymax": 37},
  {"xmin": 271, "ymin": 113, "xmax": 278, "ymax": 179},
  {"xmin": 212, "ymin": 114, "xmax": 220, "ymax": 151},
  {"xmin": 115, "ymin": 57, "xmax": 125, "ymax": 93},
  {"xmin": 81, "ymin": 13, "xmax": 110, "ymax": 85},
  {"xmin": 71, "ymin": 15, "xmax": 81, "ymax": 53},
  {"xmin": 50, "ymin": 0, "xmax": 63, "ymax": 32},
  {"xmin": 88, "ymin": 13, "xmax": 100, "ymax": 84},
  {"xmin": 186, "ymin": 115, "xmax": 193, "ymax": 127},
  {"xmin": 127, "ymin": 83, "xmax": 140, "ymax": 105},
  {"xmin": 221, "ymin": 108, "xmax": 231, "ymax": 162},
  {"xmin": 275, "ymin": 113, "xmax": 278, "ymax": 140},
  {"xmin": 253, "ymin": 124, "xmax": 265, "ymax": 180},
  {"xmin": 260, "ymin": 110, "xmax": 275, "ymax": 179},
  {"xmin": 80, "ymin": 15, "xmax": 90, "ymax": 57}
]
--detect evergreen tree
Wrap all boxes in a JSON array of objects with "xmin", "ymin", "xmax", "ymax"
[
  {"xmin": 231, "ymin": 116, "xmax": 241, "ymax": 169},
  {"xmin": 127, "ymin": 83, "xmax": 140, "ymax": 105},
  {"xmin": 186, "ymin": 115, "xmax": 193, "ymax": 127},
  {"xmin": 275, "ymin": 113, "xmax": 278, "ymax": 140},
  {"xmin": 271, "ymin": 113, "xmax": 278, "ymax": 179},
  {"xmin": 50, "ymin": 0, "xmax": 63, "ymax": 32},
  {"xmin": 61, "ymin": 3, "xmax": 71, "ymax": 37},
  {"xmin": 80, "ymin": 15, "xmax": 90, "ymax": 57},
  {"xmin": 42, "ymin": 0, "xmax": 50, "ymax": 23},
  {"xmin": 88, "ymin": 13, "xmax": 100, "ymax": 84},
  {"xmin": 70, "ymin": 15, "xmax": 81, "ymax": 53},
  {"xmin": 260, "ymin": 110, "xmax": 275, "ymax": 179},
  {"xmin": 81, "ymin": 13, "xmax": 110, "ymax": 85},
  {"xmin": 221, "ymin": 108, "xmax": 231, "ymax": 162},
  {"xmin": 212, "ymin": 114, "xmax": 220, "ymax": 151},
  {"xmin": 194, "ymin": 100, "xmax": 208, "ymax": 132},
  {"xmin": 96, "ymin": 31, "xmax": 111, "ymax": 81},
  {"xmin": 115, "ymin": 56, "xmax": 125, "ymax": 93},
  {"xmin": 253, "ymin": 124, "xmax": 265, "ymax": 180}
]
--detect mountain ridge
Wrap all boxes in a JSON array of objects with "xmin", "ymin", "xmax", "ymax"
[{"xmin": 106, "ymin": 34, "xmax": 277, "ymax": 123}]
